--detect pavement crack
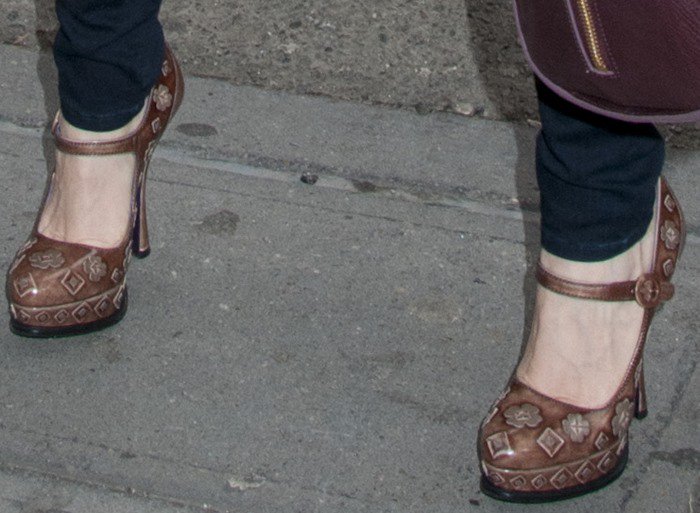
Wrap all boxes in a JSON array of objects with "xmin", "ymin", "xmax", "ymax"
[
  {"xmin": 619, "ymin": 341, "xmax": 697, "ymax": 512},
  {"xmin": 154, "ymin": 146, "xmax": 539, "ymax": 223},
  {"xmin": 648, "ymin": 448, "xmax": 700, "ymax": 471},
  {"xmin": 0, "ymin": 421, "xmax": 226, "ymax": 475},
  {"xmin": 152, "ymin": 174, "xmax": 533, "ymax": 248},
  {"xmin": 0, "ymin": 462, "xmax": 215, "ymax": 513}
]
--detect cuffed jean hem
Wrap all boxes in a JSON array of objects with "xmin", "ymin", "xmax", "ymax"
[
  {"xmin": 59, "ymin": 96, "xmax": 149, "ymax": 132},
  {"xmin": 535, "ymin": 79, "xmax": 663, "ymax": 263},
  {"xmin": 541, "ymin": 212, "xmax": 652, "ymax": 262},
  {"xmin": 54, "ymin": 0, "xmax": 164, "ymax": 132}
]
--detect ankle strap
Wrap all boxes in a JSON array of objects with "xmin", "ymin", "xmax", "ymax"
[
  {"xmin": 537, "ymin": 177, "xmax": 683, "ymax": 310},
  {"xmin": 51, "ymin": 114, "xmax": 139, "ymax": 156},
  {"xmin": 536, "ymin": 265, "xmax": 674, "ymax": 308}
]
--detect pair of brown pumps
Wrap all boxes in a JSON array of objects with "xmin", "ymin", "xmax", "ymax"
[{"xmin": 4, "ymin": 46, "xmax": 686, "ymax": 503}]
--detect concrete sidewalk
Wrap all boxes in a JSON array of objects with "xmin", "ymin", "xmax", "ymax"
[
  {"xmin": 2, "ymin": 0, "xmax": 534, "ymax": 121},
  {"xmin": 0, "ymin": 44, "xmax": 698, "ymax": 513}
]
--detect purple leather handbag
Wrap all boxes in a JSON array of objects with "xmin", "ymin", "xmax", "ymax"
[{"xmin": 514, "ymin": 0, "xmax": 700, "ymax": 123}]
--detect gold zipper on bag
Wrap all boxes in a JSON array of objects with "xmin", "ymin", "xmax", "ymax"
[{"xmin": 575, "ymin": 0, "xmax": 610, "ymax": 72}]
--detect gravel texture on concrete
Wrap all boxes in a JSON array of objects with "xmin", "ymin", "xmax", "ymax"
[
  {"xmin": 1, "ymin": 0, "xmax": 532, "ymax": 118},
  {"xmin": 1, "ymin": 0, "xmax": 698, "ymax": 150}
]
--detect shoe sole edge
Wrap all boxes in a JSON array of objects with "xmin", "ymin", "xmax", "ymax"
[
  {"xmin": 9, "ymin": 290, "xmax": 129, "ymax": 339},
  {"xmin": 480, "ymin": 447, "xmax": 628, "ymax": 503}
]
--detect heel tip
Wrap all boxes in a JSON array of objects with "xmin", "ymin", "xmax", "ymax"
[
  {"xmin": 133, "ymin": 248, "xmax": 151, "ymax": 259},
  {"xmin": 635, "ymin": 409, "xmax": 648, "ymax": 420}
]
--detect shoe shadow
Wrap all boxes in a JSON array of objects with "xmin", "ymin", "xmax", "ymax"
[
  {"xmin": 31, "ymin": 0, "xmax": 59, "ymax": 233},
  {"xmin": 462, "ymin": 1, "xmax": 541, "ymax": 378},
  {"xmin": 462, "ymin": 1, "xmax": 543, "ymax": 491},
  {"xmin": 3, "ymin": 1, "xmax": 59, "ymax": 341}
]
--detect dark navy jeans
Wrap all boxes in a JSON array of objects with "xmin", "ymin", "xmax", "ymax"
[
  {"xmin": 535, "ymin": 81, "xmax": 664, "ymax": 262},
  {"xmin": 54, "ymin": 0, "xmax": 164, "ymax": 131},
  {"xmin": 52, "ymin": 4, "xmax": 664, "ymax": 262}
]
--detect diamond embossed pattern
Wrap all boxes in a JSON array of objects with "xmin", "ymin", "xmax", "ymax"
[
  {"xmin": 479, "ymin": 178, "xmax": 685, "ymax": 501},
  {"xmin": 6, "ymin": 45, "xmax": 184, "ymax": 337}
]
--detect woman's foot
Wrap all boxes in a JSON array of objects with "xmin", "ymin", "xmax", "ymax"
[
  {"xmin": 6, "ymin": 44, "xmax": 183, "ymax": 337},
  {"xmin": 479, "ymin": 178, "xmax": 684, "ymax": 502},
  {"xmin": 516, "ymin": 210, "xmax": 657, "ymax": 409},
  {"xmin": 37, "ymin": 103, "xmax": 148, "ymax": 248}
]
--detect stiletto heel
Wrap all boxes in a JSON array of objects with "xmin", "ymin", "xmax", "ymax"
[
  {"xmin": 132, "ymin": 181, "xmax": 151, "ymax": 259},
  {"xmin": 479, "ymin": 177, "xmax": 684, "ymax": 502},
  {"xmin": 131, "ymin": 49, "xmax": 184, "ymax": 260},
  {"xmin": 634, "ymin": 366, "xmax": 648, "ymax": 419},
  {"xmin": 7, "ymin": 44, "xmax": 183, "ymax": 337}
]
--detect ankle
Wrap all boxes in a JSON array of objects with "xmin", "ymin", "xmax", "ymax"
[
  {"xmin": 58, "ymin": 100, "xmax": 148, "ymax": 143},
  {"xmin": 540, "ymin": 214, "xmax": 656, "ymax": 283},
  {"xmin": 37, "ymin": 108, "xmax": 144, "ymax": 247}
]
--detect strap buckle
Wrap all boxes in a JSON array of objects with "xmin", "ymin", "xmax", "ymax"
[{"xmin": 634, "ymin": 274, "xmax": 674, "ymax": 308}]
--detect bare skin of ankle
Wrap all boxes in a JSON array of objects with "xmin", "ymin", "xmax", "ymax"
[
  {"xmin": 38, "ymin": 102, "xmax": 148, "ymax": 248},
  {"xmin": 516, "ymin": 208, "xmax": 657, "ymax": 409}
]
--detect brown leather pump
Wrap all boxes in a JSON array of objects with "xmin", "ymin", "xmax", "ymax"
[
  {"xmin": 479, "ymin": 177, "xmax": 684, "ymax": 502},
  {"xmin": 6, "ymin": 45, "xmax": 184, "ymax": 338}
]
